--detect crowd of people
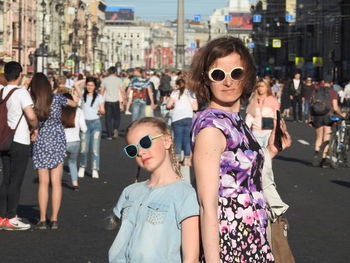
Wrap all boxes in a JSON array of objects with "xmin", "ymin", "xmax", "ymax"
[{"xmin": 0, "ymin": 35, "xmax": 348, "ymax": 263}]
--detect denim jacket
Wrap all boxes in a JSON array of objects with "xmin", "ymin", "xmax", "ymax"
[{"xmin": 109, "ymin": 179, "xmax": 199, "ymax": 263}]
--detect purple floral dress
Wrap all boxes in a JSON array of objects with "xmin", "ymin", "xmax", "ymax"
[{"xmin": 191, "ymin": 108, "xmax": 274, "ymax": 263}]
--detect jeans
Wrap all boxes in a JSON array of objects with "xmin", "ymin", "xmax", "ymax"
[
  {"xmin": 66, "ymin": 141, "xmax": 80, "ymax": 182},
  {"xmin": 303, "ymin": 100, "xmax": 311, "ymax": 121},
  {"xmin": 132, "ymin": 100, "xmax": 146, "ymax": 122},
  {"xmin": 105, "ymin": 101, "xmax": 121, "ymax": 138},
  {"xmin": 0, "ymin": 142, "xmax": 30, "ymax": 218},
  {"xmin": 171, "ymin": 118, "xmax": 192, "ymax": 157},
  {"xmin": 291, "ymin": 96, "xmax": 303, "ymax": 121},
  {"xmin": 80, "ymin": 119, "xmax": 102, "ymax": 171}
]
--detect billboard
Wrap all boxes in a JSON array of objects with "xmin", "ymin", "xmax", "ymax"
[
  {"xmin": 105, "ymin": 6, "xmax": 135, "ymax": 22},
  {"xmin": 227, "ymin": 13, "xmax": 252, "ymax": 29}
]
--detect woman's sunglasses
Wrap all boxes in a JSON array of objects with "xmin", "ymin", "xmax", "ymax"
[
  {"xmin": 124, "ymin": 134, "xmax": 163, "ymax": 158},
  {"xmin": 208, "ymin": 67, "xmax": 244, "ymax": 82}
]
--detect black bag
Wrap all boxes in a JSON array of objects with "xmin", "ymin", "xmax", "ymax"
[
  {"xmin": 0, "ymin": 88, "xmax": 23, "ymax": 152},
  {"xmin": 311, "ymin": 86, "xmax": 331, "ymax": 116}
]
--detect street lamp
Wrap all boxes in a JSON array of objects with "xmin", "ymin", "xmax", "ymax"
[
  {"xmin": 41, "ymin": 0, "xmax": 46, "ymax": 73},
  {"xmin": 56, "ymin": 2, "xmax": 64, "ymax": 74},
  {"xmin": 92, "ymin": 23, "xmax": 99, "ymax": 74},
  {"xmin": 73, "ymin": 15, "xmax": 81, "ymax": 73}
]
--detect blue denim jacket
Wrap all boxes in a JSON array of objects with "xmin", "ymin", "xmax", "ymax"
[{"xmin": 108, "ymin": 179, "xmax": 199, "ymax": 263}]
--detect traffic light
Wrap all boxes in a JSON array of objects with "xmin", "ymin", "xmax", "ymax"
[{"xmin": 265, "ymin": 66, "xmax": 271, "ymax": 71}]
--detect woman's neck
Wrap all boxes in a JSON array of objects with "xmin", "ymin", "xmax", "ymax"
[{"xmin": 209, "ymin": 98, "xmax": 240, "ymax": 113}]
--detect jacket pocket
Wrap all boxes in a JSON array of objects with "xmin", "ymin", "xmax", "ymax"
[
  {"xmin": 121, "ymin": 201, "xmax": 134, "ymax": 220},
  {"xmin": 146, "ymin": 202, "xmax": 169, "ymax": 225}
]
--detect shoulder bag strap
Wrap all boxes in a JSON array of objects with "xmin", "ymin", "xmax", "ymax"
[{"xmin": 0, "ymin": 87, "xmax": 19, "ymax": 103}]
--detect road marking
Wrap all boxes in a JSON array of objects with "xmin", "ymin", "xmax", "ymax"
[{"xmin": 297, "ymin": 139, "xmax": 310, "ymax": 145}]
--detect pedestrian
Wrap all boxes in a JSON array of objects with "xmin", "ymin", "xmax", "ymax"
[
  {"xmin": 0, "ymin": 61, "xmax": 38, "ymax": 231},
  {"xmin": 301, "ymin": 77, "xmax": 315, "ymax": 123},
  {"xmin": 246, "ymin": 78, "xmax": 280, "ymax": 147},
  {"xmin": 166, "ymin": 78, "xmax": 198, "ymax": 166},
  {"xmin": 61, "ymin": 93, "xmax": 87, "ymax": 191},
  {"xmin": 100, "ymin": 66, "xmax": 125, "ymax": 140},
  {"xmin": 143, "ymin": 70, "xmax": 157, "ymax": 117},
  {"xmin": 108, "ymin": 117, "xmax": 199, "ymax": 263},
  {"xmin": 280, "ymin": 82, "xmax": 291, "ymax": 119},
  {"xmin": 30, "ymin": 73, "xmax": 77, "ymax": 230},
  {"xmin": 287, "ymin": 72, "xmax": 303, "ymax": 122},
  {"xmin": 126, "ymin": 68, "xmax": 156, "ymax": 122},
  {"xmin": 74, "ymin": 77, "xmax": 105, "ymax": 179},
  {"xmin": 310, "ymin": 78, "xmax": 346, "ymax": 167},
  {"xmin": 189, "ymin": 36, "xmax": 276, "ymax": 262}
]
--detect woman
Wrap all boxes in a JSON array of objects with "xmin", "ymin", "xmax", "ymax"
[
  {"xmin": 167, "ymin": 78, "xmax": 198, "ymax": 166},
  {"xmin": 30, "ymin": 73, "xmax": 77, "ymax": 229},
  {"xmin": 61, "ymin": 93, "xmax": 87, "ymax": 190},
  {"xmin": 189, "ymin": 37, "xmax": 288, "ymax": 262},
  {"xmin": 245, "ymin": 79, "xmax": 280, "ymax": 147},
  {"xmin": 74, "ymin": 77, "xmax": 105, "ymax": 179}
]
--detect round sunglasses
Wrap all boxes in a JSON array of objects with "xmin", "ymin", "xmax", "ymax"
[
  {"xmin": 124, "ymin": 134, "xmax": 163, "ymax": 158},
  {"xmin": 208, "ymin": 67, "xmax": 244, "ymax": 82}
]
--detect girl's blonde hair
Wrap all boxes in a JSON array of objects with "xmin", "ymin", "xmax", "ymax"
[
  {"xmin": 126, "ymin": 117, "xmax": 182, "ymax": 177},
  {"xmin": 246, "ymin": 79, "xmax": 273, "ymax": 116}
]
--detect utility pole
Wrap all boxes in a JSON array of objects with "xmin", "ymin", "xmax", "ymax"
[
  {"xmin": 176, "ymin": 0, "xmax": 185, "ymax": 70},
  {"xmin": 18, "ymin": 0, "xmax": 22, "ymax": 64}
]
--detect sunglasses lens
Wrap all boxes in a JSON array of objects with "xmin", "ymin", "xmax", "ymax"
[
  {"xmin": 231, "ymin": 68, "xmax": 244, "ymax": 80},
  {"xmin": 139, "ymin": 136, "xmax": 152, "ymax": 149},
  {"xmin": 210, "ymin": 69, "xmax": 226, "ymax": 82},
  {"xmin": 125, "ymin": 145, "xmax": 138, "ymax": 158}
]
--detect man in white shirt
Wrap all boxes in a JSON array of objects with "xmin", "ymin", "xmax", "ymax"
[
  {"xmin": 100, "ymin": 67, "xmax": 125, "ymax": 140},
  {"xmin": 0, "ymin": 61, "xmax": 38, "ymax": 231}
]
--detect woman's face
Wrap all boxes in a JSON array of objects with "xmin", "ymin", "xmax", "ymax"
[
  {"xmin": 257, "ymin": 81, "xmax": 268, "ymax": 96},
  {"xmin": 86, "ymin": 81, "xmax": 96, "ymax": 93},
  {"xmin": 208, "ymin": 52, "xmax": 244, "ymax": 106}
]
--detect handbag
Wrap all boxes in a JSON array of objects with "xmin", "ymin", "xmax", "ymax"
[{"xmin": 271, "ymin": 215, "xmax": 296, "ymax": 263}]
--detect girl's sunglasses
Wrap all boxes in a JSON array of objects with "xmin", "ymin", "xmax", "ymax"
[
  {"xmin": 208, "ymin": 67, "xmax": 244, "ymax": 82},
  {"xmin": 124, "ymin": 134, "xmax": 163, "ymax": 158}
]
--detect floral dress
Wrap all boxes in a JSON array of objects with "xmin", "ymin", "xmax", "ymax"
[
  {"xmin": 33, "ymin": 94, "xmax": 67, "ymax": 169},
  {"xmin": 191, "ymin": 108, "xmax": 274, "ymax": 263}
]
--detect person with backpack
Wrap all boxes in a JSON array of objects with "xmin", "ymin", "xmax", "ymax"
[
  {"xmin": 311, "ymin": 78, "xmax": 346, "ymax": 167},
  {"xmin": 0, "ymin": 61, "xmax": 38, "ymax": 230}
]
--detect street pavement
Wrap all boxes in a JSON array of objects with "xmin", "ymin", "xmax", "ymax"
[{"xmin": 1, "ymin": 114, "xmax": 350, "ymax": 263}]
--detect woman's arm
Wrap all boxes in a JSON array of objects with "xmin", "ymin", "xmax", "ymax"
[
  {"xmin": 73, "ymin": 79, "xmax": 85, "ymax": 97},
  {"xmin": 193, "ymin": 127, "xmax": 226, "ymax": 263},
  {"xmin": 332, "ymin": 99, "xmax": 346, "ymax": 118},
  {"xmin": 181, "ymin": 216, "xmax": 200, "ymax": 263},
  {"xmin": 166, "ymin": 97, "xmax": 175, "ymax": 110},
  {"xmin": 67, "ymin": 99, "xmax": 77, "ymax": 107},
  {"xmin": 98, "ymin": 103, "xmax": 105, "ymax": 115},
  {"xmin": 190, "ymin": 98, "xmax": 198, "ymax": 111}
]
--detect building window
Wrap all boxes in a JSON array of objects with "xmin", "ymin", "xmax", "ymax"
[
  {"xmin": 136, "ymin": 55, "xmax": 139, "ymax": 61},
  {"xmin": 131, "ymin": 33, "xmax": 133, "ymax": 38},
  {"xmin": 137, "ymin": 33, "xmax": 140, "ymax": 38},
  {"xmin": 124, "ymin": 33, "xmax": 127, "ymax": 38}
]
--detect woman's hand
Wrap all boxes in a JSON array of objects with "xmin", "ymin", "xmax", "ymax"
[{"xmin": 267, "ymin": 119, "xmax": 292, "ymax": 158}]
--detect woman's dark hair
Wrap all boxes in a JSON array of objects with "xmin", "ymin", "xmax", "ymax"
[
  {"xmin": 29, "ymin": 73, "xmax": 53, "ymax": 121},
  {"xmin": 83, "ymin": 77, "xmax": 98, "ymax": 106},
  {"xmin": 189, "ymin": 36, "xmax": 256, "ymax": 104},
  {"xmin": 175, "ymin": 78, "xmax": 186, "ymax": 99},
  {"xmin": 61, "ymin": 93, "xmax": 76, "ymax": 128}
]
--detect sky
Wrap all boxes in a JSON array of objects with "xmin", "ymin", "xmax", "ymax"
[{"xmin": 105, "ymin": 0, "xmax": 230, "ymax": 21}]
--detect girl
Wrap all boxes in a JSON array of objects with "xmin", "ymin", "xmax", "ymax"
[
  {"xmin": 189, "ymin": 37, "xmax": 287, "ymax": 262},
  {"xmin": 245, "ymin": 79, "xmax": 280, "ymax": 147},
  {"xmin": 30, "ymin": 73, "xmax": 77, "ymax": 230},
  {"xmin": 61, "ymin": 93, "xmax": 87, "ymax": 190},
  {"xmin": 109, "ymin": 117, "xmax": 199, "ymax": 263},
  {"xmin": 74, "ymin": 77, "xmax": 105, "ymax": 179},
  {"xmin": 166, "ymin": 78, "xmax": 198, "ymax": 166}
]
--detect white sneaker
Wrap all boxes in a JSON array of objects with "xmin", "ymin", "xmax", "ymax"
[
  {"xmin": 125, "ymin": 111, "xmax": 132, "ymax": 115},
  {"xmin": 78, "ymin": 167, "xmax": 85, "ymax": 178},
  {"xmin": 4, "ymin": 216, "xmax": 31, "ymax": 231},
  {"xmin": 92, "ymin": 170, "xmax": 99, "ymax": 179}
]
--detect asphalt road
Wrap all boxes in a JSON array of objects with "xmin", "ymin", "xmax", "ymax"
[{"xmin": 1, "ymin": 114, "xmax": 349, "ymax": 263}]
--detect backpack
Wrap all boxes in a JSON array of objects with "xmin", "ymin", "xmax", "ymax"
[
  {"xmin": 0, "ymin": 88, "xmax": 22, "ymax": 151},
  {"xmin": 311, "ymin": 86, "xmax": 331, "ymax": 116}
]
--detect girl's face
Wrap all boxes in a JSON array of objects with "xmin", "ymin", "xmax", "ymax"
[
  {"xmin": 86, "ymin": 81, "xmax": 96, "ymax": 93},
  {"xmin": 208, "ymin": 52, "xmax": 244, "ymax": 106},
  {"xmin": 257, "ymin": 81, "xmax": 268, "ymax": 96},
  {"xmin": 126, "ymin": 124, "xmax": 171, "ymax": 173}
]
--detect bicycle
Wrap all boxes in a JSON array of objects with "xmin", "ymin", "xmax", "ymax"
[{"xmin": 319, "ymin": 116, "xmax": 350, "ymax": 168}]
